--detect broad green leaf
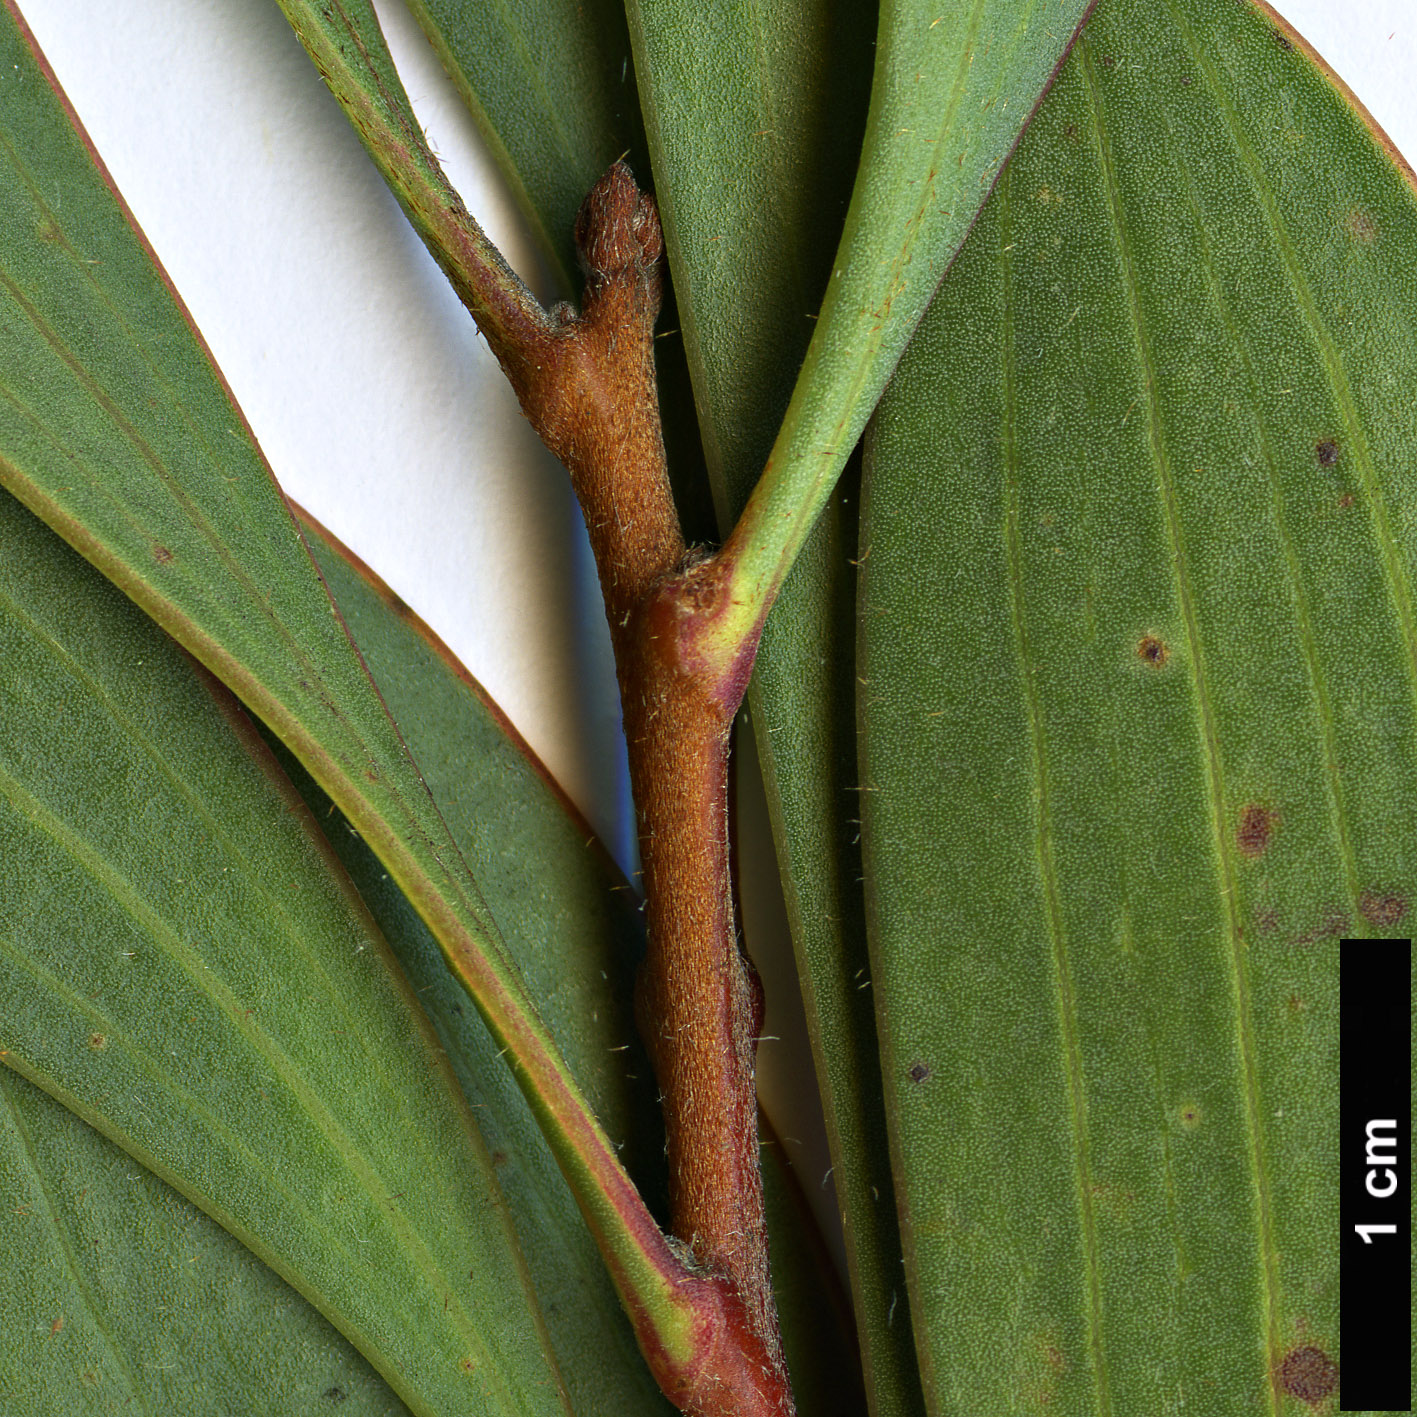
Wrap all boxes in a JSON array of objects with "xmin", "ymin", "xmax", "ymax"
[
  {"xmin": 0, "ymin": 494, "xmax": 564, "ymax": 1414},
  {"xmin": 0, "ymin": 1067, "xmax": 410, "ymax": 1416},
  {"xmin": 0, "ymin": 5, "xmax": 691, "ymax": 1351},
  {"xmin": 861, "ymin": 0, "xmax": 1413, "ymax": 1408},
  {"xmin": 288, "ymin": 514, "xmax": 675, "ymax": 1417}
]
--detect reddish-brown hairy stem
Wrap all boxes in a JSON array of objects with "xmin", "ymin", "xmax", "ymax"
[
  {"xmin": 460, "ymin": 160, "xmax": 792, "ymax": 1416},
  {"xmin": 628, "ymin": 572, "xmax": 786, "ymax": 1411}
]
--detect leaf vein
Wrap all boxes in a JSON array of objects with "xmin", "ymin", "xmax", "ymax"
[
  {"xmin": 0, "ymin": 1069, "xmax": 155, "ymax": 1416},
  {"xmin": 998, "ymin": 162, "xmax": 1112, "ymax": 1417},
  {"xmin": 1081, "ymin": 40, "xmax": 1282, "ymax": 1413}
]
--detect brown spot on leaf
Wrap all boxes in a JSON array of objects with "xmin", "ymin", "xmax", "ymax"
[
  {"xmin": 88, "ymin": 1033, "xmax": 106, "ymax": 1051},
  {"xmin": 490, "ymin": 1150, "xmax": 507, "ymax": 1167},
  {"xmin": 907, "ymin": 1061, "xmax": 932, "ymax": 1084},
  {"xmin": 1336, "ymin": 493, "xmax": 1354, "ymax": 509},
  {"xmin": 1273, "ymin": 28, "xmax": 1294, "ymax": 50},
  {"xmin": 153, "ymin": 544, "xmax": 173, "ymax": 564},
  {"xmin": 1100, "ymin": 54, "xmax": 1116, "ymax": 67},
  {"xmin": 1315, "ymin": 439, "xmax": 1340, "ymax": 468},
  {"xmin": 1346, "ymin": 208, "xmax": 1378, "ymax": 244},
  {"xmin": 1359, "ymin": 889, "xmax": 1409, "ymax": 927},
  {"xmin": 1278, "ymin": 1345, "xmax": 1338, "ymax": 1403},
  {"xmin": 1254, "ymin": 908, "xmax": 1280, "ymax": 936},
  {"xmin": 1237, "ymin": 804, "xmax": 1276, "ymax": 858},
  {"xmin": 1064, "ymin": 123, "xmax": 1079, "ymax": 141},
  {"xmin": 1137, "ymin": 634, "xmax": 1169, "ymax": 667},
  {"xmin": 322, "ymin": 1387, "xmax": 348, "ymax": 1405},
  {"xmin": 1179, "ymin": 1102, "xmax": 1202, "ymax": 1129},
  {"xmin": 1293, "ymin": 907, "xmax": 1349, "ymax": 945}
]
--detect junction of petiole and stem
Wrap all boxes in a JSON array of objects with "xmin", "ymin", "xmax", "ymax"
[{"xmin": 461, "ymin": 160, "xmax": 793, "ymax": 1416}]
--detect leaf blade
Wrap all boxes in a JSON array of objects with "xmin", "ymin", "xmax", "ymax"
[
  {"xmin": 0, "ymin": 490, "xmax": 565, "ymax": 1415},
  {"xmin": 0, "ymin": 1067, "xmax": 412, "ymax": 1416},
  {"xmin": 859, "ymin": 0, "xmax": 1414, "ymax": 1406}
]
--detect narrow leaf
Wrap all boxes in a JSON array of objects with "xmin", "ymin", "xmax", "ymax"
[
  {"xmin": 289, "ymin": 513, "xmax": 675, "ymax": 1416},
  {"xmin": 860, "ymin": 0, "xmax": 1412, "ymax": 1407},
  {"xmin": 0, "ymin": 1068, "xmax": 410, "ymax": 1416},
  {"xmin": 712, "ymin": 0, "xmax": 1095, "ymax": 659},
  {"xmin": 747, "ymin": 488, "xmax": 926, "ymax": 1417},
  {"xmin": 0, "ymin": 492, "xmax": 564, "ymax": 1414}
]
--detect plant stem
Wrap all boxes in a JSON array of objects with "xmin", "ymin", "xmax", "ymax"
[{"xmin": 449, "ymin": 159, "xmax": 792, "ymax": 1415}]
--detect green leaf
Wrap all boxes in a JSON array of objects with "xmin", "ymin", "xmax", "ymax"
[
  {"xmin": 0, "ymin": 5, "xmax": 694, "ymax": 1355},
  {"xmin": 287, "ymin": 514, "xmax": 675, "ymax": 1417},
  {"xmin": 861, "ymin": 0, "xmax": 1413, "ymax": 1407},
  {"xmin": 622, "ymin": 0, "xmax": 875, "ymax": 525},
  {"xmin": 0, "ymin": 493, "xmax": 564, "ymax": 1414},
  {"xmin": 0, "ymin": 1067, "xmax": 410, "ymax": 1416}
]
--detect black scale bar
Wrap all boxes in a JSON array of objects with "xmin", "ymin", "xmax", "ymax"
[{"xmin": 1340, "ymin": 939, "xmax": 1412, "ymax": 1413}]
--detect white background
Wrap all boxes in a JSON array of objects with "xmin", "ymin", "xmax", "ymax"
[{"xmin": 13, "ymin": 0, "xmax": 1415, "ymax": 1263}]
